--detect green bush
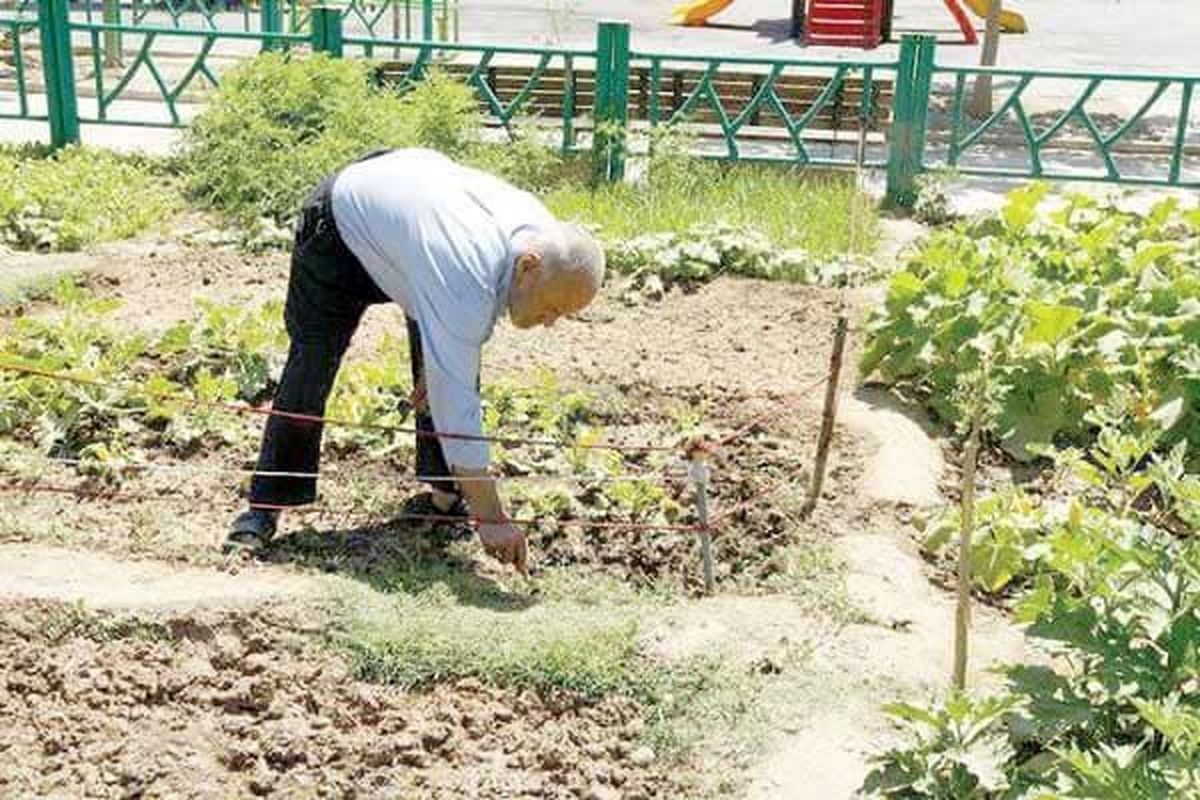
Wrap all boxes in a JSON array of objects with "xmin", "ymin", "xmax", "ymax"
[
  {"xmin": 0, "ymin": 144, "xmax": 177, "ymax": 252},
  {"xmin": 861, "ymin": 186, "xmax": 1200, "ymax": 461},
  {"xmin": 923, "ymin": 425, "xmax": 1199, "ymax": 595},
  {"xmin": 183, "ymin": 55, "xmax": 576, "ymax": 225},
  {"xmin": 183, "ymin": 53, "xmax": 415, "ymax": 224},
  {"xmin": 864, "ymin": 522, "xmax": 1200, "ymax": 798}
]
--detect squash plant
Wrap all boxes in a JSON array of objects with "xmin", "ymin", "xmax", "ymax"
[{"xmin": 861, "ymin": 186, "xmax": 1200, "ymax": 463}]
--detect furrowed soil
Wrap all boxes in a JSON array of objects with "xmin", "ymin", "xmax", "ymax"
[{"xmin": 0, "ymin": 233, "xmax": 874, "ymax": 590}]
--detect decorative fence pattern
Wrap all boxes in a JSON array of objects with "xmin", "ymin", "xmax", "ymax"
[
  {"xmin": 0, "ymin": 0, "xmax": 456, "ymax": 35},
  {"xmin": 926, "ymin": 64, "xmax": 1198, "ymax": 189},
  {"xmin": 360, "ymin": 40, "xmax": 597, "ymax": 155},
  {"xmin": 2, "ymin": 3, "xmax": 1198, "ymax": 204},
  {"xmin": 0, "ymin": 15, "xmax": 42, "ymax": 119},
  {"xmin": 628, "ymin": 52, "xmax": 894, "ymax": 168}
]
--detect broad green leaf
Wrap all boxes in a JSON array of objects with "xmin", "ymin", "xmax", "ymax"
[
  {"xmin": 1024, "ymin": 303, "xmax": 1085, "ymax": 347},
  {"xmin": 1130, "ymin": 242, "xmax": 1179, "ymax": 272},
  {"xmin": 886, "ymin": 270, "xmax": 924, "ymax": 310},
  {"xmin": 942, "ymin": 264, "xmax": 972, "ymax": 299},
  {"xmin": 973, "ymin": 534, "xmax": 1024, "ymax": 592},
  {"xmin": 1002, "ymin": 182, "xmax": 1051, "ymax": 232}
]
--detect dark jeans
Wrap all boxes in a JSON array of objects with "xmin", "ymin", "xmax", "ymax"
[{"xmin": 248, "ymin": 173, "xmax": 457, "ymax": 507}]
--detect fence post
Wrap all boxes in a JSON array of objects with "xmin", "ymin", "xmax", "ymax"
[
  {"xmin": 591, "ymin": 20, "xmax": 631, "ymax": 185},
  {"xmin": 885, "ymin": 34, "xmax": 935, "ymax": 209},
  {"xmin": 260, "ymin": 0, "xmax": 282, "ymax": 51},
  {"xmin": 38, "ymin": 0, "xmax": 80, "ymax": 149},
  {"xmin": 310, "ymin": 6, "xmax": 343, "ymax": 56}
]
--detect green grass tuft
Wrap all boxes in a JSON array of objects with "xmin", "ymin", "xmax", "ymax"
[
  {"xmin": 545, "ymin": 164, "xmax": 877, "ymax": 257},
  {"xmin": 332, "ymin": 578, "xmax": 646, "ymax": 698}
]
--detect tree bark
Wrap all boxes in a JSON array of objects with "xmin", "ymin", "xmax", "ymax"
[{"xmin": 969, "ymin": 0, "xmax": 1003, "ymax": 118}]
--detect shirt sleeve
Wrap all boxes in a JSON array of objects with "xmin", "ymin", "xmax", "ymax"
[{"xmin": 418, "ymin": 311, "xmax": 488, "ymax": 471}]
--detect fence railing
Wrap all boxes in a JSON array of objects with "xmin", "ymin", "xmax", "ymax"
[
  {"xmin": 0, "ymin": 15, "xmax": 43, "ymax": 119},
  {"xmin": 348, "ymin": 35, "xmax": 597, "ymax": 155},
  {"xmin": 925, "ymin": 63, "xmax": 1198, "ymax": 189},
  {"xmin": 627, "ymin": 50, "xmax": 896, "ymax": 170},
  {"xmin": 0, "ymin": 0, "xmax": 456, "ymax": 36},
  {"xmin": 3, "ymin": 5, "xmax": 1198, "ymax": 204}
]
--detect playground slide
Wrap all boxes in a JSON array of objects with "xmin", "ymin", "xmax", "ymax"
[
  {"xmin": 960, "ymin": 0, "xmax": 1028, "ymax": 33},
  {"xmin": 671, "ymin": 0, "xmax": 736, "ymax": 26}
]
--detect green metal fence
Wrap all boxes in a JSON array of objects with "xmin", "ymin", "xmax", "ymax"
[
  {"xmin": 0, "ymin": 16, "xmax": 43, "ymax": 120},
  {"xmin": 925, "ymin": 63, "xmax": 1198, "ymax": 189},
  {"xmin": 1, "ymin": 0, "xmax": 456, "ymax": 34},
  {"xmin": 3, "ymin": 5, "xmax": 1198, "ymax": 202},
  {"xmin": 74, "ymin": 20, "xmax": 308, "ymax": 126},
  {"xmin": 627, "ymin": 50, "xmax": 895, "ymax": 171},
  {"xmin": 344, "ymin": 32, "xmax": 596, "ymax": 156}
]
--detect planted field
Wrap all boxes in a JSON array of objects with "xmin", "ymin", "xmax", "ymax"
[
  {"xmin": 1, "ymin": 50, "xmax": 1197, "ymax": 800},
  {"xmin": 0, "ymin": 223, "xmax": 873, "ymax": 796}
]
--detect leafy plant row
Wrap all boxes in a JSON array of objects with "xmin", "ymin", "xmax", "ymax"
[
  {"xmin": 0, "ymin": 284, "xmax": 682, "ymax": 528},
  {"xmin": 867, "ymin": 475, "xmax": 1200, "ymax": 797},
  {"xmin": 863, "ymin": 190, "xmax": 1199, "ymax": 799},
  {"xmin": 0, "ymin": 144, "xmax": 177, "ymax": 252},
  {"xmin": 861, "ymin": 186, "xmax": 1200, "ymax": 463}
]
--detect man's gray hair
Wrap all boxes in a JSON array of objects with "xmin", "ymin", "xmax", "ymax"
[{"xmin": 530, "ymin": 223, "xmax": 606, "ymax": 293}]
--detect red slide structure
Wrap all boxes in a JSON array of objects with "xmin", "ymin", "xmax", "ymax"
[
  {"xmin": 804, "ymin": 0, "xmax": 884, "ymax": 48},
  {"xmin": 941, "ymin": 0, "xmax": 979, "ymax": 44}
]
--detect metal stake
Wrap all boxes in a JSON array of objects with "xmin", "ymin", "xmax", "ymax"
[{"xmin": 690, "ymin": 457, "xmax": 713, "ymax": 595}]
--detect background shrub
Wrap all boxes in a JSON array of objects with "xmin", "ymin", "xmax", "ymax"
[
  {"xmin": 183, "ymin": 55, "xmax": 574, "ymax": 225},
  {"xmin": 183, "ymin": 53, "xmax": 416, "ymax": 223},
  {"xmin": 861, "ymin": 187, "xmax": 1200, "ymax": 462}
]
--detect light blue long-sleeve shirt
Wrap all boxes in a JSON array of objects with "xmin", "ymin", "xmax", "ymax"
[{"xmin": 331, "ymin": 148, "xmax": 555, "ymax": 469}]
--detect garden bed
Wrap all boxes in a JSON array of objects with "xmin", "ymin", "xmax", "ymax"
[{"xmin": 0, "ymin": 600, "xmax": 677, "ymax": 799}]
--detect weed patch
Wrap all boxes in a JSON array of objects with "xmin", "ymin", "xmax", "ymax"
[
  {"xmin": 0, "ymin": 144, "xmax": 177, "ymax": 252},
  {"xmin": 546, "ymin": 162, "xmax": 876, "ymax": 258}
]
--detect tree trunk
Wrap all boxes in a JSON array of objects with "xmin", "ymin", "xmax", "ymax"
[{"xmin": 969, "ymin": 0, "xmax": 1003, "ymax": 118}]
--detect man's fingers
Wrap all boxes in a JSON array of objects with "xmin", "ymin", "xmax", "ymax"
[{"xmin": 480, "ymin": 530, "xmax": 527, "ymax": 576}]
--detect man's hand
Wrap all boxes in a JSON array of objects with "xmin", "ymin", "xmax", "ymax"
[
  {"xmin": 454, "ymin": 466, "xmax": 526, "ymax": 575},
  {"xmin": 478, "ymin": 521, "xmax": 528, "ymax": 575}
]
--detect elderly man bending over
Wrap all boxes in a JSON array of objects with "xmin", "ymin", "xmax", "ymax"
[{"xmin": 225, "ymin": 148, "xmax": 605, "ymax": 572}]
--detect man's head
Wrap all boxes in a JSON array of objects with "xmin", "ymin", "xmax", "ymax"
[{"xmin": 507, "ymin": 223, "xmax": 605, "ymax": 329}]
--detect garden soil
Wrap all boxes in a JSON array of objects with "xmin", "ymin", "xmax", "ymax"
[
  {"xmin": 0, "ymin": 227, "xmax": 1027, "ymax": 798},
  {"xmin": 0, "ymin": 600, "xmax": 673, "ymax": 799}
]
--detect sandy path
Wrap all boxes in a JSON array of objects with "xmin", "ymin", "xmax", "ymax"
[{"xmin": 0, "ymin": 544, "xmax": 322, "ymax": 611}]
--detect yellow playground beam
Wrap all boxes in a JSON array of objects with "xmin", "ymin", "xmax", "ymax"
[{"xmin": 671, "ymin": 0, "xmax": 737, "ymax": 27}]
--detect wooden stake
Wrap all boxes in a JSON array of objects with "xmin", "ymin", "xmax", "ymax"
[
  {"xmin": 952, "ymin": 403, "xmax": 982, "ymax": 691},
  {"xmin": 802, "ymin": 316, "xmax": 849, "ymax": 517},
  {"xmin": 690, "ymin": 458, "xmax": 714, "ymax": 595}
]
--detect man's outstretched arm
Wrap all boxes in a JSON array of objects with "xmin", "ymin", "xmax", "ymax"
[
  {"xmin": 415, "ymin": 318, "xmax": 528, "ymax": 574},
  {"xmin": 454, "ymin": 466, "xmax": 527, "ymax": 574}
]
